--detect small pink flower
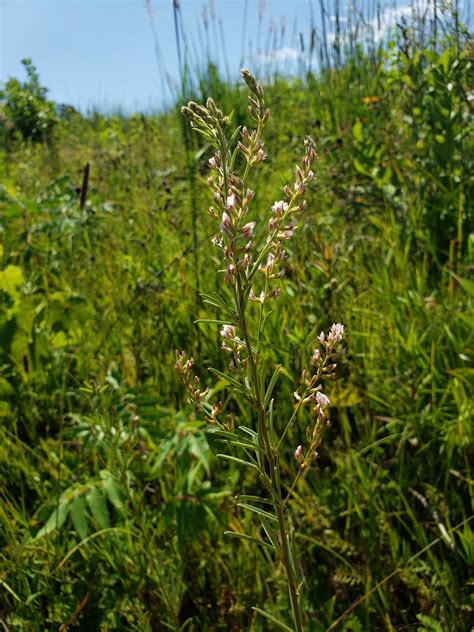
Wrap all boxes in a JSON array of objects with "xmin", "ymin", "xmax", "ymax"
[
  {"xmin": 226, "ymin": 193, "xmax": 236, "ymax": 211},
  {"xmin": 209, "ymin": 156, "xmax": 217, "ymax": 168},
  {"xmin": 307, "ymin": 170, "xmax": 314, "ymax": 181},
  {"xmin": 315, "ymin": 392, "xmax": 330, "ymax": 409},
  {"xmin": 317, "ymin": 331, "xmax": 325, "ymax": 344},
  {"xmin": 220, "ymin": 324, "xmax": 236, "ymax": 339},
  {"xmin": 242, "ymin": 221, "xmax": 256, "ymax": 237},
  {"xmin": 268, "ymin": 217, "xmax": 278, "ymax": 231},
  {"xmin": 328, "ymin": 323, "xmax": 344, "ymax": 344},
  {"xmin": 272, "ymin": 200, "xmax": 288, "ymax": 216},
  {"xmin": 224, "ymin": 263, "xmax": 236, "ymax": 284},
  {"xmin": 265, "ymin": 252, "xmax": 275, "ymax": 271},
  {"xmin": 294, "ymin": 445, "xmax": 304, "ymax": 463},
  {"xmin": 220, "ymin": 211, "xmax": 232, "ymax": 235},
  {"xmin": 311, "ymin": 349, "xmax": 320, "ymax": 364}
]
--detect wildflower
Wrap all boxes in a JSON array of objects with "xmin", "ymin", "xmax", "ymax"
[
  {"xmin": 278, "ymin": 228, "xmax": 294, "ymax": 240},
  {"xmin": 294, "ymin": 445, "xmax": 304, "ymax": 464},
  {"xmin": 224, "ymin": 264, "xmax": 236, "ymax": 284},
  {"xmin": 315, "ymin": 392, "xmax": 330, "ymax": 409},
  {"xmin": 242, "ymin": 222, "xmax": 256, "ymax": 238},
  {"xmin": 311, "ymin": 349, "xmax": 320, "ymax": 364},
  {"xmin": 209, "ymin": 156, "xmax": 217, "ymax": 168},
  {"xmin": 295, "ymin": 166, "xmax": 304, "ymax": 182},
  {"xmin": 317, "ymin": 331, "xmax": 325, "ymax": 344},
  {"xmin": 226, "ymin": 193, "xmax": 236, "ymax": 211},
  {"xmin": 220, "ymin": 324, "xmax": 236, "ymax": 339},
  {"xmin": 327, "ymin": 323, "xmax": 344, "ymax": 344},
  {"xmin": 272, "ymin": 200, "xmax": 288, "ymax": 216},
  {"xmin": 220, "ymin": 212, "xmax": 232, "ymax": 235}
]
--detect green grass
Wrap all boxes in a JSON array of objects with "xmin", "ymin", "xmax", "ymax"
[{"xmin": 0, "ymin": 33, "xmax": 473, "ymax": 631}]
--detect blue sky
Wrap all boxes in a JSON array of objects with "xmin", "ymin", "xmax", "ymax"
[{"xmin": 1, "ymin": 0, "xmax": 470, "ymax": 112}]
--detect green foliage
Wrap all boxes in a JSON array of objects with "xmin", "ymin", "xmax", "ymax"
[
  {"xmin": 0, "ymin": 58, "xmax": 57, "ymax": 142},
  {"xmin": 1, "ymin": 32, "xmax": 473, "ymax": 631}
]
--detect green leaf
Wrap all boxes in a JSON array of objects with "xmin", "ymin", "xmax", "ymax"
[
  {"xmin": 0, "ymin": 265, "xmax": 24, "ymax": 297},
  {"xmin": 237, "ymin": 503, "xmax": 278, "ymax": 522},
  {"xmin": 354, "ymin": 158, "xmax": 371, "ymax": 177},
  {"xmin": 100, "ymin": 471, "xmax": 125, "ymax": 514},
  {"xmin": 236, "ymin": 495, "xmax": 274, "ymax": 506},
  {"xmin": 264, "ymin": 364, "xmax": 281, "ymax": 408},
  {"xmin": 416, "ymin": 614, "xmax": 447, "ymax": 632},
  {"xmin": 195, "ymin": 318, "xmax": 234, "ymax": 325},
  {"xmin": 208, "ymin": 368, "xmax": 249, "ymax": 395},
  {"xmin": 259, "ymin": 515, "xmax": 280, "ymax": 551},
  {"xmin": 252, "ymin": 607, "xmax": 294, "ymax": 631},
  {"xmin": 451, "ymin": 273, "xmax": 474, "ymax": 298},
  {"xmin": 216, "ymin": 454, "xmax": 260, "ymax": 471},
  {"xmin": 200, "ymin": 291, "xmax": 234, "ymax": 315},
  {"xmin": 224, "ymin": 530, "xmax": 275, "ymax": 551},
  {"xmin": 33, "ymin": 501, "xmax": 70, "ymax": 540},
  {"xmin": 0, "ymin": 377, "xmax": 15, "ymax": 398},
  {"xmin": 86, "ymin": 486, "xmax": 110, "ymax": 530},
  {"xmin": 188, "ymin": 433, "xmax": 210, "ymax": 476},
  {"xmin": 69, "ymin": 495, "xmax": 89, "ymax": 540},
  {"xmin": 352, "ymin": 120, "xmax": 364, "ymax": 143}
]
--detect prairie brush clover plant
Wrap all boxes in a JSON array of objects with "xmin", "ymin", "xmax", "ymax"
[{"xmin": 177, "ymin": 69, "xmax": 345, "ymax": 631}]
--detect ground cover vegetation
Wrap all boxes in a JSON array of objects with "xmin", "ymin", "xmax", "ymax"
[{"xmin": 0, "ymin": 5, "xmax": 473, "ymax": 630}]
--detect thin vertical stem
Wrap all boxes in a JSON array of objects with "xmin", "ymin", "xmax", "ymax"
[{"xmin": 236, "ymin": 275, "xmax": 304, "ymax": 632}]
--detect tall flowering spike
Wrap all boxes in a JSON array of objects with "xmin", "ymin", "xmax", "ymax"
[{"xmin": 178, "ymin": 66, "xmax": 347, "ymax": 632}]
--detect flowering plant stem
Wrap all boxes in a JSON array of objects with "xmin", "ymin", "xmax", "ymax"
[{"xmin": 177, "ymin": 69, "xmax": 345, "ymax": 631}]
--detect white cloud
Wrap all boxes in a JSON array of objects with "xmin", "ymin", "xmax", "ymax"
[
  {"xmin": 256, "ymin": 46, "xmax": 300, "ymax": 64},
  {"xmin": 329, "ymin": 0, "xmax": 430, "ymax": 47}
]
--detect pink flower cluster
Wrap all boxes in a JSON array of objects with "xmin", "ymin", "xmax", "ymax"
[{"xmin": 294, "ymin": 323, "xmax": 345, "ymax": 468}]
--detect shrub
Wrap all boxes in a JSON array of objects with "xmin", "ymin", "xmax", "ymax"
[{"xmin": 0, "ymin": 58, "xmax": 57, "ymax": 143}]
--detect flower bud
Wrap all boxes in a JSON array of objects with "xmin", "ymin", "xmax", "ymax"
[
  {"xmin": 242, "ymin": 221, "xmax": 256, "ymax": 238},
  {"xmin": 294, "ymin": 445, "xmax": 304, "ymax": 464},
  {"xmin": 220, "ymin": 324, "xmax": 236, "ymax": 339}
]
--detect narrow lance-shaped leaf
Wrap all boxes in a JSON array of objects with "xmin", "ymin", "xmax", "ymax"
[
  {"xmin": 86, "ymin": 485, "xmax": 110, "ymax": 530},
  {"xmin": 69, "ymin": 494, "xmax": 89, "ymax": 541},
  {"xmin": 33, "ymin": 500, "xmax": 70, "ymax": 541},
  {"xmin": 252, "ymin": 607, "xmax": 294, "ymax": 632},
  {"xmin": 237, "ymin": 502, "xmax": 278, "ymax": 523},
  {"xmin": 224, "ymin": 530, "xmax": 275, "ymax": 551}
]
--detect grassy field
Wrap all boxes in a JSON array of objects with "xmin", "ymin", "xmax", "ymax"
[{"xmin": 0, "ymin": 10, "xmax": 473, "ymax": 631}]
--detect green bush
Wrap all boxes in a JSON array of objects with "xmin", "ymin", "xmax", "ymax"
[{"xmin": 0, "ymin": 58, "xmax": 56, "ymax": 143}]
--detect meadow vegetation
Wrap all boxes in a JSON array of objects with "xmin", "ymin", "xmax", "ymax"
[{"xmin": 0, "ymin": 10, "xmax": 473, "ymax": 631}]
